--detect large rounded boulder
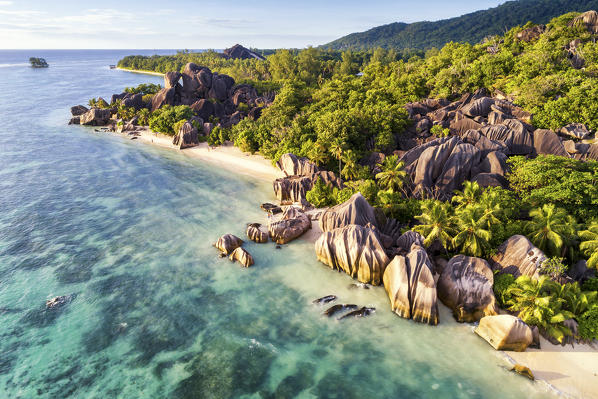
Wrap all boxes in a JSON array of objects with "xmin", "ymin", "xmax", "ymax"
[
  {"xmin": 475, "ymin": 315, "xmax": 533, "ymax": 351},
  {"xmin": 268, "ymin": 207, "xmax": 311, "ymax": 244},
  {"xmin": 320, "ymin": 193, "xmax": 378, "ymax": 232},
  {"xmin": 229, "ymin": 247, "xmax": 254, "ymax": 267},
  {"xmin": 315, "ymin": 224, "xmax": 389, "ymax": 285},
  {"xmin": 172, "ymin": 121, "xmax": 199, "ymax": 149},
  {"xmin": 437, "ymin": 255, "xmax": 498, "ymax": 322},
  {"xmin": 383, "ymin": 244, "xmax": 438, "ymax": 325},
  {"xmin": 491, "ymin": 235, "xmax": 545, "ymax": 278},
  {"xmin": 246, "ymin": 223, "xmax": 268, "ymax": 243},
  {"xmin": 533, "ymin": 129, "xmax": 569, "ymax": 157},
  {"xmin": 214, "ymin": 234, "xmax": 243, "ymax": 255}
]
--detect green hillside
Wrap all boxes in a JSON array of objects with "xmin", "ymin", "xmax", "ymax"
[{"xmin": 322, "ymin": 0, "xmax": 598, "ymax": 50}]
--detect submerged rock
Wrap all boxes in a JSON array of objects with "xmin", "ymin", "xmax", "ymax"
[
  {"xmin": 338, "ymin": 306, "xmax": 376, "ymax": 320},
  {"xmin": 437, "ymin": 255, "xmax": 497, "ymax": 322},
  {"xmin": 228, "ymin": 247, "xmax": 254, "ymax": 267},
  {"xmin": 475, "ymin": 315, "xmax": 533, "ymax": 351},
  {"xmin": 491, "ymin": 235, "xmax": 545, "ymax": 278},
  {"xmin": 268, "ymin": 207, "xmax": 311, "ymax": 244},
  {"xmin": 315, "ymin": 224, "xmax": 389, "ymax": 285},
  {"xmin": 46, "ymin": 295, "xmax": 75, "ymax": 309},
  {"xmin": 319, "ymin": 193, "xmax": 378, "ymax": 232},
  {"xmin": 383, "ymin": 245, "xmax": 439, "ymax": 325},
  {"xmin": 324, "ymin": 304, "xmax": 358, "ymax": 317},
  {"xmin": 214, "ymin": 234, "xmax": 244, "ymax": 255},
  {"xmin": 313, "ymin": 295, "xmax": 337, "ymax": 305}
]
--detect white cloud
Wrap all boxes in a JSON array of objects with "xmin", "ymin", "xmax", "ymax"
[{"xmin": 0, "ymin": 1, "xmax": 13, "ymax": 6}]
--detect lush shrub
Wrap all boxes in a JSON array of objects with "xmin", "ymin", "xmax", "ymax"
[
  {"xmin": 539, "ymin": 257, "xmax": 568, "ymax": 279},
  {"xmin": 305, "ymin": 178, "xmax": 336, "ymax": 208},
  {"xmin": 124, "ymin": 83, "xmax": 162, "ymax": 95},
  {"xmin": 508, "ymin": 155, "xmax": 598, "ymax": 221},
  {"xmin": 582, "ymin": 278, "xmax": 598, "ymax": 292},
  {"xmin": 430, "ymin": 124, "xmax": 450, "ymax": 137},
  {"xmin": 493, "ymin": 272, "xmax": 516, "ymax": 307},
  {"xmin": 578, "ymin": 306, "xmax": 598, "ymax": 340},
  {"xmin": 148, "ymin": 105, "xmax": 194, "ymax": 135}
]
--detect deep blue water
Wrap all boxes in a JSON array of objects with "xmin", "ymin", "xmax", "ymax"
[{"xmin": 0, "ymin": 50, "xmax": 555, "ymax": 398}]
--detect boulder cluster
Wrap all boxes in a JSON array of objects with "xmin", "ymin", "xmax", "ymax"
[
  {"xmin": 401, "ymin": 88, "xmax": 597, "ymax": 199},
  {"xmin": 70, "ymin": 62, "xmax": 273, "ymax": 149}
]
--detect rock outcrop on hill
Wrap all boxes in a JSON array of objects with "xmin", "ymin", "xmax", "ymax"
[
  {"xmin": 401, "ymin": 89, "xmax": 597, "ymax": 198},
  {"xmin": 315, "ymin": 224, "xmax": 390, "ymax": 285},
  {"xmin": 437, "ymin": 255, "xmax": 498, "ymax": 322},
  {"xmin": 223, "ymin": 44, "xmax": 266, "ymax": 61},
  {"xmin": 383, "ymin": 244, "xmax": 439, "ymax": 325}
]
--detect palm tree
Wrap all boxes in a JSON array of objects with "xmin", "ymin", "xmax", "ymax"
[
  {"xmin": 413, "ymin": 201, "xmax": 456, "ymax": 252},
  {"xmin": 308, "ymin": 142, "xmax": 327, "ymax": 167},
  {"xmin": 341, "ymin": 149, "xmax": 359, "ymax": 181},
  {"xmin": 526, "ymin": 204, "xmax": 577, "ymax": 257},
  {"xmin": 579, "ymin": 221, "xmax": 598, "ymax": 270},
  {"xmin": 329, "ymin": 139, "xmax": 346, "ymax": 182},
  {"xmin": 375, "ymin": 155, "xmax": 407, "ymax": 194},
  {"xmin": 452, "ymin": 181, "xmax": 482, "ymax": 209},
  {"xmin": 452, "ymin": 206, "xmax": 493, "ymax": 257},
  {"xmin": 504, "ymin": 275, "xmax": 575, "ymax": 344}
]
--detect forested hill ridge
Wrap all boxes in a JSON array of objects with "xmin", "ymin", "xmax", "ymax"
[{"xmin": 321, "ymin": 0, "xmax": 598, "ymax": 50}]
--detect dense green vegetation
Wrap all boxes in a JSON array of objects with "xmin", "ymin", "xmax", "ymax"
[
  {"xmin": 29, "ymin": 57, "xmax": 48, "ymax": 68},
  {"xmin": 321, "ymin": 0, "xmax": 598, "ymax": 50}
]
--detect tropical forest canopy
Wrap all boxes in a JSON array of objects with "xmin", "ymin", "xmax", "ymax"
[{"xmin": 321, "ymin": 0, "xmax": 598, "ymax": 50}]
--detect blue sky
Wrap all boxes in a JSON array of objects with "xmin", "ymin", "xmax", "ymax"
[{"xmin": 0, "ymin": 0, "xmax": 506, "ymax": 49}]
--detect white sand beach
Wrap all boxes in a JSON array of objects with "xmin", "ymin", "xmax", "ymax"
[
  {"xmin": 506, "ymin": 337, "xmax": 598, "ymax": 399},
  {"xmin": 116, "ymin": 67, "xmax": 165, "ymax": 77},
  {"xmin": 133, "ymin": 128, "xmax": 284, "ymax": 182}
]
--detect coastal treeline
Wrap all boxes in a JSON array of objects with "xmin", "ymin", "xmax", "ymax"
[{"xmin": 102, "ymin": 11, "xmax": 598, "ymax": 343}]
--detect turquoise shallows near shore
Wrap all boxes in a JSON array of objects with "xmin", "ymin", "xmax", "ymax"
[{"xmin": 0, "ymin": 50, "xmax": 555, "ymax": 398}]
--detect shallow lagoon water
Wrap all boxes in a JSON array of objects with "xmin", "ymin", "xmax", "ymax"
[{"xmin": 0, "ymin": 50, "xmax": 556, "ymax": 398}]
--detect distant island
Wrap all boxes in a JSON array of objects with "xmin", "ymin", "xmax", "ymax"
[
  {"xmin": 321, "ymin": 0, "xmax": 598, "ymax": 50},
  {"xmin": 29, "ymin": 57, "xmax": 48, "ymax": 68}
]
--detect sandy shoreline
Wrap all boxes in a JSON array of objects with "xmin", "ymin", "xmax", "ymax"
[
  {"xmin": 505, "ymin": 338, "xmax": 598, "ymax": 399},
  {"xmin": 115, "ymin": 67, "xmax": 165, "ymax": 77},
  {"xmin": 133, "ymin": 128, "xmax": 284, "ymax": 182},
  {"xmin": 122, "ymin": 127, "xmax": 598, "ymax": 399}
]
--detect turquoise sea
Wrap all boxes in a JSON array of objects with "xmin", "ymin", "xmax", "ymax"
[{"xmin": 0, "ymin": 50, "xmax": 555, "ymax": 398}]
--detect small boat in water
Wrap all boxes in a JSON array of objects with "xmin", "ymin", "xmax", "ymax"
[{"xmin": 109, "ymin": 65, "xmax": 116, "ymax": 69}]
